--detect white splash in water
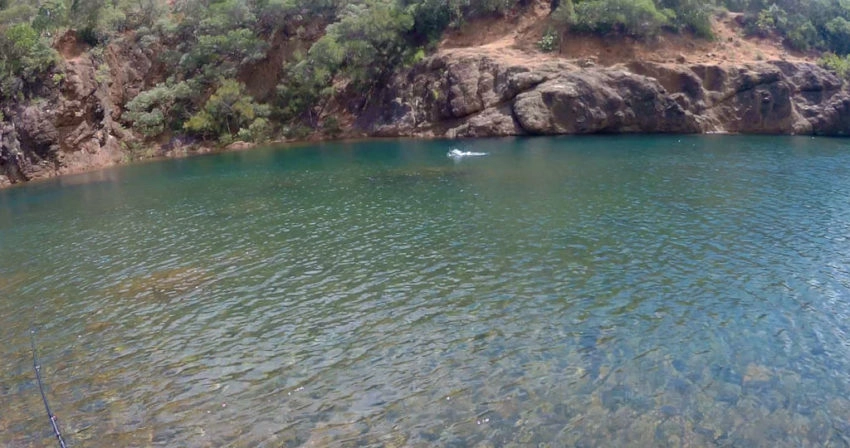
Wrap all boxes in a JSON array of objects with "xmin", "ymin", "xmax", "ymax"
[{"xmin": 447, "ymin": 148, "xmax": 488, "ymax": 159}]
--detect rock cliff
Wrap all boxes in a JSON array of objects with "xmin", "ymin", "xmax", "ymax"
[
  {"xmin": 0, "ymin": 32, "xmax": 162, "ymax": 188},
  {"xmin": 365, "ymin": 53, "xmax": 850, "ymax": 138}
]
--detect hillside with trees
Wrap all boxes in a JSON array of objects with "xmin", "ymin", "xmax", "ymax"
[{"xmin": 3, "ymin": 0, "xmax": 850, "ymax": 185}]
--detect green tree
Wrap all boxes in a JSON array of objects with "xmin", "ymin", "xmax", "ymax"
[
  {"xmin": 0, "ymin": 23, "xmax": 58, "ymax": 100},
  {"xmin": 184, "ymin": 79, "xmax": 271, "ymax": 142},
  {"xmin": 171, "ymin": 0, "xmax": 268, "ymax": 80},
  {"xmin": 819, "ymin": 51, "xmax": 850, "ymax": 79},
  {"xmin": 404, "ymin": 0, "xmax": 461, "ymax": 42},
  {"xmin": 0, "ymin": 4, "xmax": 37, "ymax": 26},
  {"xmin": 277, "ymin": 53, "xmax": 339, "ymax": 126},
  {"xmin": 403, "ymin": 0, "xmax": 524, "ymax": 43},
  {"xmin": 572, "ymin": 0, "xmax": 673, "ymax": 37},
  {"xmin": 825, "ymin": 16, "xmax": 850, "ymax": 54},
  {"xmin": 326, "ymin": 2, "xmax": 415, "ymax": 89},
  {"xmin": 276, "ymin": 0, "xmax": 416, "ymax": 126},
  {"xmin": 551, "ymin": 0, "xmax": 575, "ymax": 26},
  {"xmin": 31, "ymin": 0, "xmax": 68, "ymax": 34},
  {"xmin": 660, "ymin": 0, "xmax": 714, "ymax": 38},
  {"xmin": 124, "ymin": 81, "xmax": 195, "ymax": 137}
]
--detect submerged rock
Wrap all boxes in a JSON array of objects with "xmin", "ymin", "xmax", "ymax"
[
  {"xmin": 600, "ymin": 385, "xmax": 634, "ymax": 411},
  {"xmin": 743, "ymin": 363, "xmax": 773, "ymax": 384}
]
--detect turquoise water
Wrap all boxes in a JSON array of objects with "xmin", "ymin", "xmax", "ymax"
[{"xmin": 2, "ymin": 136, "xmax": 850, "ymax": 447}]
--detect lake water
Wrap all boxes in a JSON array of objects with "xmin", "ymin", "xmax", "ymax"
[{"xmin": 2, "ymin": 136, "xmax": 850, "ymax": 447}]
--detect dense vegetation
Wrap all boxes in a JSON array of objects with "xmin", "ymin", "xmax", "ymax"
[{"xmin": 2, "ymin": 0, "xmax": 850, "ymax": 145}]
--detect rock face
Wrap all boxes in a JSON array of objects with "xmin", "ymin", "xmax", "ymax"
[
  {"xmin": 0, "ymin": 31, "xmax": 162, "ymax": 187},
  {"xmin": 365, "ymin": 53, "xmax": 850, "ymax": 138}
]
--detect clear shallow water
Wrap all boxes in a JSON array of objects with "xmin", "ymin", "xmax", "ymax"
[{"xmin": 2, "ymin": 136, "xmax": 850, "ymax": 447}]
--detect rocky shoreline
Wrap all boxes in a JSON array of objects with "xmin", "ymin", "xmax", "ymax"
[
  {"xmin": 366, "ymin": 54, "xmax": 850, "ymax": 138},
  {"xmin": 3, "ymin": 49, "xmax": 850, "ymax": 188}
]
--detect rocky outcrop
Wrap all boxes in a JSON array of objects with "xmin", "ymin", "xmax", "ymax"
[
  {"xmin": 365, "ymin": 53, "xmax": 850, "ymax": 138},
  {"xmin": 0, "ymin": 31, "xmax": 162, "ymax": 187}
]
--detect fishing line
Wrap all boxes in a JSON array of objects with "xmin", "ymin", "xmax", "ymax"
[{"xmin": 30, "ymin": 329, "xmax": 68, "ymax": 448}]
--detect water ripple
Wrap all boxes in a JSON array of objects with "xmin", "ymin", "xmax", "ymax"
[{"xmin": 3, "ymin": 136, "xmax": 850, "ymax": 446}]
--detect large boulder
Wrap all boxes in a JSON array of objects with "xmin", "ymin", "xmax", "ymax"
[
  {"xmin": 364, "ymin": 53, "xmax": 850, "ymax": 138},
  {"xmin": 512, "ymin": 70, "xmax": 701, "ymax": 134}
]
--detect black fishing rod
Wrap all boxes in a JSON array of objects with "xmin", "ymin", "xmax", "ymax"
[{"xmin": 30, "ymin": 329, "xmax": 68, "ymax": 448}]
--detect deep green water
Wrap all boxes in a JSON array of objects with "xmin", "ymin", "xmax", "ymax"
[{"xmin": 2, "ymin": 136, "xmax": 850, "ymax": 447}]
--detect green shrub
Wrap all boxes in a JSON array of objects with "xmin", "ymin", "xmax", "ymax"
[
  {"xmin": 124, "ymin": 81, "xmax": 194, "ymax": 137},
  {"xmin": 31, "ymin": 1, "xmax": 65, "ymax": 33},
  {"xmin": 551, "ymin": 1, "xmax": 575, "ymax": 26},
  {"xmin": 406, "ymin": 47, "xmax": 427, "ymax": 66},
  {"xmin": 184, "ymin": 79, "xmax": 271, "ymax": 142},
  {"xmin": 819, "ymin": 52, "xmax": 850, "ymax": 79},
  {"xmin": 572, "ymin": 0, "xmax": 673, "ymax": 37},
  {"xmin": 736, "ymin": 1, "xmax": 850, "ymax": 55},
  {"xmin": 322, "ymin": 116, "xmax": 341, "ymax": 137},
  {"xmin": 661, "ymin": 0, "xmax": 713, "ymax": 38},
  {"xmin": 237, "ymin": 117, "xmax": 273, "ymax": 143},
  {"xmin": 754, "ymin": 4, "xmax": 787, "ymax": 36},
  {"xmin": 282, "ymin": 124, "xmax": 313, "ymax": 140},
  {"xmin": 785, "ymin": 18, "xmax": 818, "ymax": 51},
  {"xmin": 218, "ymin": 132, "xmax": 234, "ymax": 146},
  {"xmin": 180, "ymin": 28, "xmax": 267, "ymax": 80},
  {"xmin": 276, "ymin": 56, "xmax": 335, "ymax": 127},
  {"xmin": 825, "ymin": 17, "xmax": 850, "ymax": 55},
  {"xmin": 467, "ymin": 0, "xmax": 516, "ymax": 17},
  {"xmin": 537, "ymin": 29, "xmax": 559, "ymax": 52},
  {"xmin": 0, "ymin": 4, "xmax": 36, "ymax": 26},
  {"xmin": 0, "ymin": 22, "xmax": 58, "ymax": 100},
  {"xmin": 276, "ymin": 1, "xmax": 418, "ymax": 126},
  {"xmin": 407, "ymin": 0, "xmax": 518, "ymax": 41}
]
